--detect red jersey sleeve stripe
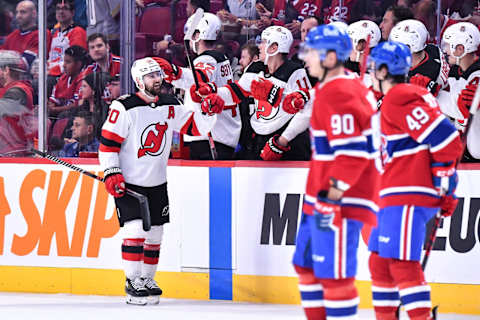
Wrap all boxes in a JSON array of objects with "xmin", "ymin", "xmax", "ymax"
[
  {"xmin": 99, "ymin": 144, "xmax": 120, "ymax": 153},
  {"xmin": 101, "ymin": 129, "xmax": 124, "ymax": 144},
  {"xmin": 180, "ymin": 113, "xmax": 201, "ymax": 136}
]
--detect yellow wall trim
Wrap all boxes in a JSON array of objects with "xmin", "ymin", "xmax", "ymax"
[{"xmin": 0, "ymin": 266, "xmax": 478, "ymax": 315}]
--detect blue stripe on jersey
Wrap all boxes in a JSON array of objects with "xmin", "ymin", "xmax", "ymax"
[
  {"xmin": 343, "ymin": 203, "xmax": 377, "ymax": 213},
  {"xmin": 401, "ymin": 291, "xmax": 430, "ymax": 305},
  {"xmin": 385, "ymin": 136, "xmax": 419, "ymax": 156},
  {"xmin": 380, "ymin": 191, "xmax": 441, "ymax": 198},
  {"xmin": 331, "ymin": 141, "xmax": 368, "ymax": 153},
  {"xmin": 373, "ymin": 291, "xmax": 400, "ymax": 301},
  {"xmin": 300, "ymin": 290, "xmax": 324, "ymax": 301},
  {"xmin": 326, "ymin": 306, "xmax": 357, "ymax": 316},
  {"xmin": 422, "ymin": 118, "xmax": 457, "ymax": 149},
  {"xmin": 313, "ymin": 136, "xmax": 333, "ymax": 155},
  {"xmin": 366, "ymin": 134, "xmax": 377, "ymax": 153}
]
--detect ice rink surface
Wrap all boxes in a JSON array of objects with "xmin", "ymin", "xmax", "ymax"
[{"xmin": 0, "ymin": 293, "xmax": 478, "ymax": 320}]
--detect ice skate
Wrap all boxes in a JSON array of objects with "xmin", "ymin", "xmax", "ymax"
[
  {"xmin": 142, "ymin": 277, "xmax": 163, "ymax": 304},
  {"xmin": 125, "ymin": 277, "xmax": 148, "ymax": 305}
]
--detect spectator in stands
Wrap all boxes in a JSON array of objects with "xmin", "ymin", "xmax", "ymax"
[
  {"xmin": 379, "ymin": 5, "xmax": 414, "ymax": 40},
  {"xmin": 105, "ymin": 73, "xmax": 120, "ymax": 103},
  {"xmin": 48, "ymin": 45, "xmax": 89, "ymax": 118},
  {"xmin": 217, "ymin": 0, "xmax": 258, "ymax": 41},
  {"xmin": 0, "ymin": 1, "xmax": 14, "ymax": 38},
  {"xmin": 78, "ymin": 71, "xmax": 110, "ymax": 137},
  {"xmin": 59, "ymin": 111, "xmax": 99, "ymax": 157},
  {"xmin": 0, "ymin": 50, "xmax": 37, "ymax": 156},
  {"xmin": 412, "ymin": 0, "xmax": 460, "ymax": 43},
  {"xmin": 239, "ymin": 43, "xmax": 259, "ymax": 71},
  {"xmin": 1, "ymin": 1, "xmax": 52, "ymax": 67},
  {"xmin": 48, "ymin": 0, "xmax": 87, "ymax": 78},
  {"xmin": 87, "ymin": 33, "xmax": 121, "ymax": 77},
  {"xmin": 85, "ymin": 0, "xmax": 120, "ymax": 43}
]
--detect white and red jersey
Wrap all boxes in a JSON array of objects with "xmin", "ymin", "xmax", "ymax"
[
  {"xmin": 99, "ymin": 93, "xmax": 216, "ymax": 187},
  {"xmin": 47, "ymin": 24, "xmax": 87, "ymax": 76},
  {"xmin": 380, "ymin": 84, "xmax": 462, "ymax": 208},
  {"xmin": 437, "ymin": 59, "xmax": 480, "ymax": 120},
  {"xmin": 217, "ymin": 60, "xmax": 312, "ymax": 135},
  {"xmin": 171, "ymin": 50, "xmax": 241, "ymax": 148},
  {"xmin": 408, "ymin": 44, "xmax": 449, "ymax": 95},
  {"xmin": 303, "ymin": 74, "xmax": 380, "ymax": 226}
]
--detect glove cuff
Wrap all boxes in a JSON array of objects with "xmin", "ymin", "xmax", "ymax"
[
  {"xmin": 104, "ymin": 167, "xmax": 122, "ymax": 179},
  {"xmin": 269, "ymin": 135, "xmax": 290, "ymax": 154},
  {"xmin": 297, "ymin": 88, "xmax": 310, "ymax": 103}
]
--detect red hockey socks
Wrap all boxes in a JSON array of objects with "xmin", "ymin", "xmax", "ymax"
[
  {"xmin": 122, "ymin": 238, "xmax": 145, "ymax": 280},
  {"xmin": 369, "ymin": 252, "xmax": 400, "ymax": 320},
  {"xmin": 141, "ymin": 243, "xmax": 161, "ymax": 279},
  {"xmin": 390, "ymin": 260, "xmax": 432, "ymax": 320},
  {"xmin": 320, "ymin": 277, "xmax": 359, "ymax": 319},
  {"xmin": 295, "ymin": 265, "xmax": 326, "ymax": 320}
]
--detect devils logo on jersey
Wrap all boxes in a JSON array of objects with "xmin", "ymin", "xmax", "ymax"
[
  {"xmin": 138, "ymin": 122, "xmax": 169, "ymax": 158},
  {"xmin": 255, "ymin": 100, "xmax": 280, "ymax": 120}
]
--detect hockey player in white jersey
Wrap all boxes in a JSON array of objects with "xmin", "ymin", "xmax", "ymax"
[
  {"xmin": 98, "ymin": 57, "xmax": 220, "ymax": 305},
  {"xmin": 153, "ymin": 12, "xmax": 240, "ymax": 160},
  {"xmin": 438, "ymin": 22, "xmax": 480, "ymax": 160},
  {"xmin": 191, "ymin": 26, "xmax": 312, "ymax": 160},
  {"xmin": 345, "ymin": 20, "xmax": 381, "ymax": 76},
  {"xmin": 389, "ymin": 19, "xmax": 449, "ymax": 96}
]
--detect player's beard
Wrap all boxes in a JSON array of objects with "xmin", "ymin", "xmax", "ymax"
[{"xmin": 145, "ymin": 82, "xmax": 162, "ymax": 97}]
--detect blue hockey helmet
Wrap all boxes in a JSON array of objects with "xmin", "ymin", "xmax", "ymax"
[
  {"xmin": 369, "ymin": 41, "xmax": 412, "ymax": 76},
  {"xmin": 303, "ymin": 24, "xmax": 352, "ymax": 61}
]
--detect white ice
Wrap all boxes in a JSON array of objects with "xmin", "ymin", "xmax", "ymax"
[{"xmin": 0, "ymin": 293, "xmax": 477, "ymax": 320}]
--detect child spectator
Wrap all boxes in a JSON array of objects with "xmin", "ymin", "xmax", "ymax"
[{"xmin": 48, "ymin": 45, "xmax": 90, "ymax": 118}]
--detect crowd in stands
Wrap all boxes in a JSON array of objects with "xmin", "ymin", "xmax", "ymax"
[{"xmin": 0, "ymin": 0, "xmax": 479, "ymax": 161}]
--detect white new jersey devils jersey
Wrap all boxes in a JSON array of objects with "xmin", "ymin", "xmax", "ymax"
[
  {"xmin": 217, "ymin": 61, "xmax": 312, "ymax": 135},
  {"xmin": 171, "ymin": 50, "xmax": 241, "ymax": 148},
  {"xmin": 99, "ymin": 93, "xmax": 216, "ymax": 187}
]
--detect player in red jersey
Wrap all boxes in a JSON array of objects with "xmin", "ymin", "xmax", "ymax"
[
  {"xmin": 292, "ymin": 24, "xmax": 380, "ymax": 320},
  {"xmin": 367, "ymin": 41, "xmax": 462, "ymax": 320}
]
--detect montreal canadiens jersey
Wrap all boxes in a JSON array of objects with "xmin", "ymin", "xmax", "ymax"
[
  {"xmin": 98, "ymin": 93, "xmax": 216, "ymax": 187},
  {"xmin": 49, "ymin": 69, "xmax": 90, "ymax": 107},
  {"xmin": 217, "ymin": 60, "xmax": 311, "ymax": 135},
  {"xmin": 408, "ymin": 44, "xmax": 449, "ymax": 95},
  {"xmin": 380, "ymin": 84, "xmax": 462, "ymax": 208},
  {"xmin": 437, "ymin": 59, "xmax": 480, "ymax": 120},
  {"xmin": 303, "ymin": 74, "xmax": 380, "ymax": 226},
  {"xmin": 48, "ymin": 25, "xmax": 87, "ymax": 76},
  {"xmin": 171, "ymin": 50, "xmax": 241, "ymax": 148}
]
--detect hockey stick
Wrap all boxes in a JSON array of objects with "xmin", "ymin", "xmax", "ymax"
[
  {"xmin": 184, "ymin": 8, "xmax": 218, "ymax": 160},
  {"xmin": 359, "ymin": 34, "xmax": 371, "ymax": 81},
  {"xmin": 31, "ymin": 149, "xmax": 151, "ymax": 231}
]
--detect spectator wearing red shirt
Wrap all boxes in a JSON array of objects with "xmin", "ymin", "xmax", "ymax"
[
  {"xmin": 1, "ymin": 1, "xmax": 52, "ymax": 67},
  {"xmin": 48, "ymin": 0, "xmax": 87, "ymax": 77},
  {"xmin": 0, "ymin": 50, "xmax": 36, "ymax": 156},
  {"xmin": 48, "ymin": 45, "xmax": 90, "ymax": 118},
  {"xmin": 87, "ymin": 33, "xmax": 121, "ymax": 77}
]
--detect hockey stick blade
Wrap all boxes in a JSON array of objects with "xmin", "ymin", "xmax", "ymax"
[{"xmin": 31, "ymin": 149, "xmax": 151, "ymax": 231}]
